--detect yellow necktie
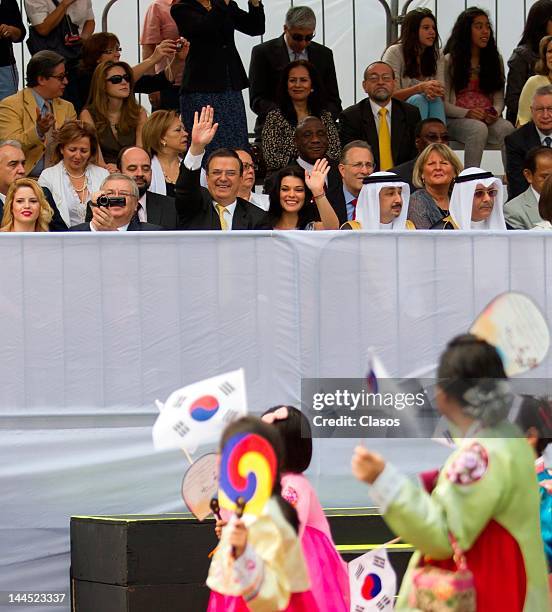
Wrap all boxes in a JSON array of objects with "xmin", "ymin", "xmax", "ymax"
[
  {"xmin": 378, "ymin": 107, "xmax": 393, "ymax": 171},
  {"xmin": 216, "ymin": 204, "xmax": 229, "ymax": 230}
]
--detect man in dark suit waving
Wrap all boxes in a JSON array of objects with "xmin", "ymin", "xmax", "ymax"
[
  {"xmin": 248, "ymin": 6, "xmax": 341, "ymax": 138},
  {"xmin": 175, "ymin": 106, "xmax": 270, "ymax": 230},
  {"xmin": 339, "ymin": 61, "xmax": 420, "ymax": 171}
]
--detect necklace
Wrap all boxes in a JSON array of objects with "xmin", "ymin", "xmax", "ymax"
[
  {"xmin": 161, "ymin": 158, "xmax": 181, "ymax": 184},
  {"xmin": 65, "ymin": 169, "xmax": 86, "ymax": 179}
]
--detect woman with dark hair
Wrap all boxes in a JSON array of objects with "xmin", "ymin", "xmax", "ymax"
[
  {"xmin": 443, "ymin": 7, "xmax": 513, "ymax": 168},
  {"xmin": 80, "ymin": 61, "xmax": 147, "ymax": 171},
  {"xmin": 262, "ymin": 60, "xmax": 340, "ymax": 173},
  {"xmin": 267, "ymin": 161, "xmax": 339, "ymax": 230},
  {"xmin": 381, "ymin": 8, "xmax": 445, "ymax": 122},
  {"xmin": 38, "ymin": 119, "xmax": 107, "ymax": 226},
  {"xmin": 352, "ymin": 333, "xmax": 550, "ymax": 610},
  {"xmin": 171, "ymin": 0, "xmax": 264, "ymax": 156},
  {"xmin": 517, "ymin": 36, "xmax": 552, "ymax": 126},
  {"xmin": 506, "ymin": 0, "xmax": 552, "ymax": 125},
  {"xmin": 73, "ymin": 32, "xmax": 185, "ymax": 113},
  {"xmin": 207, "ymin": 415, "xmax": 317, "ymax": 610}
]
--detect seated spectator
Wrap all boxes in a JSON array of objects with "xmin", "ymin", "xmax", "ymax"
[
  {"xmin": 267, "ymin": 162, "xmax": 338, "ymax": 230},
  {"xmin": 38, "ymin": 120, "xmax": 107, "ymax": 227},
  {"xmin": 339, "ymin": 62, "xmax": 420, "ymax": 171},
  {"xmin": 329, "ymin": 140, "xmax": 374, "ymax": 222},
  {"xmin": 443, "ymin": 8, "xmax": 514, "ymax": 169},
  {"xmin": 391, "ymin": 117, "xmax": 449, "ymax": 190},
  {"xmin": 432, "ymin": 167, "xmax": 506, "ymax": 230},
  {"xmin": 505, "ymin": 0, "xmax": 552, "ymax": 125},
  {"xmin": 24, "ymin": 0, "xmax": 94, "ymax": 109},
  {"xmin": 71, "ymin": 173, "xmax": 162, "ymax": 231},
  {"xmin": 175, "ymin": 106, "xmax": 270, "ymax": 230},
  {"xmin": 407, "ymin": 143, "xmax": 462, "ymax": 229},
  {"xmin": 505, "ymin": 147, "xmax": 552, "ymax": 229},
  {"xmin": 142, "ymin": 109, "xmax": 187, "ymax": 197},
  {"xmin": 235, "ymin": 148, "xmax": 269, "ymax": 211},
  {"xmin": 262, "ymin": 60, "xmax": 340, "ymax": 174},
  {"xmin": 0, "ymin": 50, "xmax": 77, "ymax": 177},
  {"xmin": 534, "ymin": 174, "xmax": 552, "ymax": 230},
  {"xmin": 0, "ymin": 177, "xmax": 53, "ymax": 232},
  {"xmin": 249, "ymin": 6, "xmax": 341, "ymax": 139},
  {"xmin": 75, "ymin": 33, "xmax": 184, "ymax": 114},
  {"xmin": 0, "ymin": 139, "xmax": 68, "ymax": 229},
  {"xmin": 0, "ymin": 0, "xmax": 26, "ymax": 101},
  {"xmin": 80, "ymin": 61, "xmax": 147, "ymax": 171},
  {"xmin": 117, "ymin": 146, "xmax": 177, "ymax": 230},
  {"xmin": 505, "ymin": 85, "xmax": 552, "ymax": 199},
  {"xmin": 518, "ymin": 36, "xmax": 552, "ymax": 126},
  {"xmin": 141, "ymin": 0, "xmax": 182, "ymax": 111},
  {"xmin": 382, "ymin": 8, "xmax": 445, "ymax": 122},
  {"xmin": 351, "ymin": 172, "xmax": 414, "ymax": 230}
]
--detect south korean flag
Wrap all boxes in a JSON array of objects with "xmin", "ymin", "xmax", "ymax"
[
  {"xmin": 348, "ymin": 548, "xmax": 396, "ymax": 611},
  {"xmin": 152, "ymin": 368, "xmax": 247, "ymax": 453}
]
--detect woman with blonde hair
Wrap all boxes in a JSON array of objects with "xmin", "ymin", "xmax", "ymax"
[
  {"xmin": 1, "ymin": 178, "xmax": 53, "ymax": 232},
  {"xmin": 517, "ymin": 35, "xmax": 552, "ymax": 126},
  {"xmin": 142, "ymin": 110, "xmax": 188, "ymax": 197},
  {"xmin": 80, "ymin": 61, "xmax": 147, "ymax": 172},
  {"xmin": 407, "ymin": 143, "xmax": 463, "ymax": 229},
  {"xmin": 38, "ymin": 120, "xmax": 108, "ymax": 227}
]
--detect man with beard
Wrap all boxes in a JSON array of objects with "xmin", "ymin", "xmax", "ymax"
[
  {"xmin": 339, "ymin": 62, "xmax": 420, "ymax": 171},
  {"xmin": 118, "ymin": 146, "xmax": 178, "ymax": 230}
]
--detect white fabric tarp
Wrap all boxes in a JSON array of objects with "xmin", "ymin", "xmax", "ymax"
[{"xmin": 1, "ymin": 230, "xmax": 551, "ymax": 609}]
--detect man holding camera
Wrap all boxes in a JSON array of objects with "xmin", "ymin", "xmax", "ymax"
[{"xmin": 71, "ymin": 173, "xmax": 163, "ymax": 231}]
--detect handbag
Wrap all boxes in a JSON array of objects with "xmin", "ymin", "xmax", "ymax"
[
  {"xmin": 409, "ymin": 533, "xmax": 476, "ymax": 611},
  {"xmin": 26, "ymin": 0, "xmax": 82, "ymax": 60}
]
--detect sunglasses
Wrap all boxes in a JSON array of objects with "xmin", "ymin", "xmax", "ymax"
[
  {"xmin": 106, "ymin": 74, "xmax": 131, "ymax": 84},
  {"xmin": 290, "ymin": 33, "xmax": 315, "ymax": 42},
  {"xmin": 474, "ymin": 188, "xmax": 498, "ymax": 198},
  {"xmin": 49, "ymin": 72, "xmax": 68, "ymax": 82}
]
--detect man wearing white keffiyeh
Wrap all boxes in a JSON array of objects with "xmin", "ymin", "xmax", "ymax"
[
  {"xmin": 433, "ymin": 166, "xmax": 507, "ymax": 230},
  {"xmin": 346, "ymin": 171, "xmax": 414, "ymax": 229}
]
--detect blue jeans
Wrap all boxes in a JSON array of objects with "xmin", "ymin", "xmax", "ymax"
[
  {"xmin": 406, "ymin": 93, "xmax": 446, "ymax": 123},
  {"xmin": 0, "ymin": 64, "xmax": 18, "ymax": 101}
]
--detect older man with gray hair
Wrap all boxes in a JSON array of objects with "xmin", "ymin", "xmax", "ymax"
[
  {"xmin": 505, "ymin": 84, "xmax": 552, "ymax": 199},
  {"xmin": 71, "ymin": 173, "xmax": 163, "ymax": 231},
  {"xmin": 248, "ymin": 5, "xmax": 341, "ymax": 138}
]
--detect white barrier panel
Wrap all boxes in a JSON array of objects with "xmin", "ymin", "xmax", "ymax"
[{"xmin": 1, "ymin": 230, "xmax": 551, "ymax": 607}]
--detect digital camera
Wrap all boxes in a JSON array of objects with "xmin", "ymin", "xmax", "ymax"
[{"xmin": 97, "ymin": 195, "xmax": 126, "ymax": 207}]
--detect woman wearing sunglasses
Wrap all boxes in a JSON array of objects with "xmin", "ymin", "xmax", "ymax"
[
  {"xmin": 80, "ymin": 61, "xmax": 147, "ymax": 172},
  {"xmin": 431, "ymin": 167, "xmax": 507, "ymax": 230}
]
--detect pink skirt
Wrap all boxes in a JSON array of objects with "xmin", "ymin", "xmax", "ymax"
[
  {"xmin": 207, "ymin": 590, "xmax": 317, "ymax": 611},
  {"xmin": 302, "ymin": 525, "xmax": 350, "ymax": 612}
]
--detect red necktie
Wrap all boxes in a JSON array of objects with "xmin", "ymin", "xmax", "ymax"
[{"xmin": 351, "ymin": 198, "xmax": 358, "ymax": 220}]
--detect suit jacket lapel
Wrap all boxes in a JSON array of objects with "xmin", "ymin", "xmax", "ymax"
[
  {"xmin": 232, "ymin": 200, "xmax": 249, "ymax": 229},
  {"xmin": 23, "ymin": 88, "xmax": 38, "ymax": 126},
  {"xmin": 145, "ymin": 192, "xmax": 160, "ymax": 225},
  {"xmin": 390, "ymin": 100, "xmax": 402, "ymax": 160},
  {"xmin": 361, "ymin": 100, "xmax": 379, "ymax": 166},
  {"xmin": 277, "ymin": 35, "xmax": 291, "ymax": 68}
]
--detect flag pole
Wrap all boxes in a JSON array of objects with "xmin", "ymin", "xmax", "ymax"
[{"xmin": 181, "ymin": 447, "xmax": 194, "ymax": 465}]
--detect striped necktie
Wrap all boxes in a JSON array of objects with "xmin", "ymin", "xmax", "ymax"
[{"xmin": 216, "ymin": 204, "xmax": 229, "ymax": 230}]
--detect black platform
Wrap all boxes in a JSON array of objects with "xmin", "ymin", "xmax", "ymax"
[{"xmin": 71, "ymin": 509, "xmax": 412, "ymax": 611}]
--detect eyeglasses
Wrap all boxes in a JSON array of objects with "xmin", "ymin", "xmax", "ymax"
[
  {"xmin": 344, "ymin": 161, "xmax": 374, "ymax": 170},
  {"xmin": 424, "ymin": 132, "xmax": 449, "ymax": 142},
  {"xmin": 104, "ymin": 46, "xmax": 122, "ymax": 54},
  {"xmin": 474, "ymin": 188, "xmax": 498, "ymax": 198},
  {"xmin": 290, "ymin": 33, "xmax": 315, "ymax": 42},
  {"xmin": 241, "ymin": 162, "xmax": 255, "ymax": 170},
  {"xmin": 106, "ymin": 74, "xmax": 131, "ymax": 84},
  {"xmin": 49, "ymin": 72, "xmax": 68, "ymax": 82},
  {"xmin": 533, "ymin": 106, "xmax": 552, "ymax": 114},
  {"xmin": 365, "ymin": 74, "xmax": 394, "ymax": 83}
]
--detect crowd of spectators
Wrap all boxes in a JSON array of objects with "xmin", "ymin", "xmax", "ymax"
[{"xmin": 1, "ymin": 1, "xmax": 552, "ymax": 232}]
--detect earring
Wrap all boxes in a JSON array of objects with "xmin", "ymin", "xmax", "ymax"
[{"xmin": 161, "ymin": 141, "xmax": 167, "ymax": 147}]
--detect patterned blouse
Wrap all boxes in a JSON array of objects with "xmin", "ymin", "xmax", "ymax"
[{"xmin": 262, "ymin": 108, "xmax": 341, "ymax": 173}]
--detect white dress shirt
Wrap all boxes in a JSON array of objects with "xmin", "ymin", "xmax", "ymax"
[{"xmin": 369, "ymin": 99, "xmax": 392, "ymax": 135}]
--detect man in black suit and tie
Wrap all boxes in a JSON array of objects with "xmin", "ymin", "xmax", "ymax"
[
  {"xmin": 339, "ymin": 61, "xmax": 420, "ymax": 171},
  {"xmin": 175, "ymin": 106, "xmax": 270, "ymax": 230},
  {"xmin": 248, "ymin": 6, "xmax": 341, "ymax": 138},
  {"xmin": 505, "ymin": 85, "xmax": 552, "ymax": 200},
  {"xmin": 71, "ymin": 174, "xmax": 163, "ymax": 231},
  {"xmin": 0, "ymin": 139, "xmax": 67, "ymax": 230},
  {"xmin": 118, "ymin": 147, "xmax": 178, "ymax": 230}
]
